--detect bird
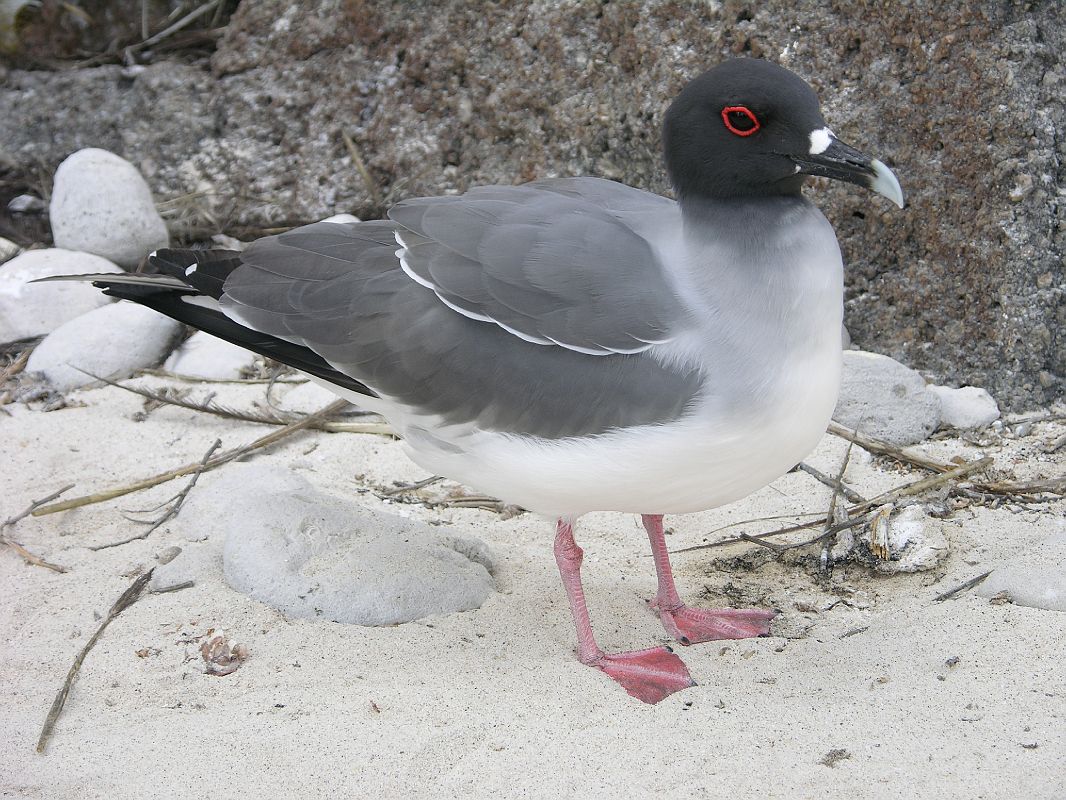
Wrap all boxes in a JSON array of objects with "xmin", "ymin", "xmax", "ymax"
[{"xmin": 47, "ymin": 58, "xmax": 902, "ymax": 704}]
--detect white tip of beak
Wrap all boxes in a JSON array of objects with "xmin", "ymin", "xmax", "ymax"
[{"xmin": 870, "ymin": 159, "xmax": 905, "ymax": 209}]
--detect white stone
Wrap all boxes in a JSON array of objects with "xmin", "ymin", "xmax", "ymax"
[
  {"xmin": 880, "ymin": 505, "xmax": 949, "ymax": 573},
  {"xmin": 320, "ymin": 213, "xmax": 361, "ymax": 224},
  {"xmin": 928, "ymin": 385, "xmax": 1000, "ymax": 429},
  {"xmin": 49, "ymin": 148, "xmax": 170, "ymax": 268},
  {"xmin": 833, "ymin": 350, "xmax": 942, "ymax": 445},
  {"xmin": 27, "ymin": 302, "xmax": 182, "ymax": 391},
  {"xmin": 278, "ymin": 380, "xmax": 349, "ymax": 413},
  {"xmin": 0, "ymin": 248, "xmax": 122, "ymax": 342},
  {"xmin": 978, "ymin": 531, "xmax": 1066, "ymax": 612},
  {"xmin": 163, "ymin": 464, "xmax": 495, "ymax": 625},
  {"xmin": 163, "ymin": 331, "xmax": 255, "ymax": 380}
]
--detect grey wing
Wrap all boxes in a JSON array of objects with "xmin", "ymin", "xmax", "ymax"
[
  {"xmin": 220, "ymin": 212, "xmax": 702, "ymax": 440},
  {"xmin": 389, "ymin": 178, "xmax": 681, "ymax": 355}
]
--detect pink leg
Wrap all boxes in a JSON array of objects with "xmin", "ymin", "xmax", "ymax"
[
  {"xmin": 554, "ymin": 519, "xmax": 694, "ymax": 704},
  {"xmin": 643, "ymin": 514, "xmax": 777, "ymax": 645}
]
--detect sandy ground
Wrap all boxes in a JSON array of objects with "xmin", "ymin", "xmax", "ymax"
[{"xmin": 1, "ymin": 377, "xmax": 1064, "ymax": 800}]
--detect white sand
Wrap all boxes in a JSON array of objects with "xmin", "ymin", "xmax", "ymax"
[{"xmin": 1, "ymin": 379, "xmax": 1064, "ymax": 799}]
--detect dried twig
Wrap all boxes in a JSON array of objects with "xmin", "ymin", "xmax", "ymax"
[
  {"xmin": 796, "ymin": 459, "xmax": 865, "ymax": 503},
  {"xmin": 0, "ymin": 348, "xmax": 32, "ymax": 385},
  {"xmin": 848, "ymin": 456, "xmax": 993, "ymax": 515},
  {"xmin": 779, "ymin": 512, "xmax": 874, "ymax": 553},
  {"xmin": 37, "ymin": 569, "xmax": 154, "ymax": 753},
  {"xmin": 136, "ymin": 368, "xmax": 307, "ymax": 385},
  {"xmin": 671, "ymin": 515, "xmax": 828, "ymax": 554},
  {"xmin": 152, "ymin": 580, "xmax": 194, "ymax": 594},
  {"xmin": 341, "ymin": 130, "xmax": 384, "ymax": 208},
  {"xmin": 33, "ymin": 400, "xmax": 349, "ymax": 517},
  {"xmin": 673, "ymin": 456, "xmax": 992, "ymax": 556},
  {"xmin": 89, "ymin": 440, "xmax": 221, "ymax": 550},
  {"xmin": 827, "ymin": 421, "xmax": 950, "ymax": 473},
  {"xmin": 1, "ymin": 485, "xmax": 75, "ymax": 573},
  {"xmin": 829, "ymin": 421, "xmax": 1061, "ymax": 500},
  {"xmin": 84, "ymin": 372, "xmax": 391, "ymax": 435},
  {"xmin": 934, "ymin": 571, "xmax": 993, "ymax": 602},
  {"xmin": 379, "ymin": 476, "xmax": 444, "ymax": 497},
  {"xmin": 126, "ymin": 0, "xmax": 222, "ymax": 54},
  {"xmin": 819, "ymin": 442, "xmax": 854, "ymax": 571}
]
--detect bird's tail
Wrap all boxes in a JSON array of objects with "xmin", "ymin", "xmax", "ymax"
[{"xmin": 33, "ymin": 249, "xmax": 375, "ymax": 394}]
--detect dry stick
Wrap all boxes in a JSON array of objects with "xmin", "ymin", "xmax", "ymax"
[
  {"xmin": 671, "ymin": 516, "xmax": 828, "ymax": 554},
  {"xmin": 136, "ymin": 368, "xmax": 308, "ymax": 385},
  {"xmin": 740, "ymin": 512, "xmax": 875, "ymax": 554},
  {"xmin": 85, "ymin": 372, "xmax": 391, "ymax": 435},
  {"xmin": 0, "ymin": 348, "xmax": 32, "ymax": 385},
  {"xmin": 379, "ymin": 475, "xmax": 445, "ymax": 497},
  {"xmin": 1045, "ymin": 433, "xmax": 1066, "ymax": 455},
  {"xmin": 127, "ymin": 0, "xmax": 222, "ymax": 53},
  {"xmin": 797, "ymin": 459, "xmax": 866, "ymax": 503},
  {"xmin": 819, "ymin": 442, "xmax": 854, "ymax": 570},
  {"xmin": 829, "ymin": 420, "xmax": 1061, "ymax": 498},
  {"xmin": 89, "ymin": 440, "xmax": 221, "ymax": 551},
  {"xmin": 341, "ymin": 130, "xmax": 384, "ymax": 208},
  {"xmin": 847, "ymin": 456, "xmax": 993, "ymax": 515},
  {"xmin": 0, "ymin": 485, "xmax": 76, "ymax": 573},
  {"xmin": 977, "ymin": 475, "xmax": 1065, "ymax": 495},
  {"xmin": 674, "ymin": 456, "xmax": 992, "ymax": 555},
  {"xmin": 827, "ymin": 420, "xmax": 952, "ymax": 473},
  {"xmin": 37, "ymin": 569, "xmax": 154, "ymax": 754},
  {"xmin": 934, "ymin": 571, "xmax": 993, "ymax": 602},
  {"xmin": 32, "ymin": 400, "xmax": 349, "ymax": 517}
]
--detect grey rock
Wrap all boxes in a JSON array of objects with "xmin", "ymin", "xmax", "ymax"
[
  {"xmin": 26, "ymin": 302, "xmax": 182, "ymax": 391},
  {"xmin": 0, "ymin": 248, "xmax": 121, "ymax": 342},
  {"xmin": 833, "ymin": 350, "xmax": 942, "ymax": 445},
  {"xmin": 49, "ymin": 148, "xmax": 170, "ymax": 268},
  {"xmin": 162, "ymin": 330, "xmax": 255, "ymax": 380},
  {"xmin": 7, "ymin": 194, "xmax": 45, "ymax": 213},
  {"xmin": 978, "ymin": 532, "xmax": 1066, "ymax": 613},
  {"xmin": 928, "ymin": 384, "xmax": 1001, "ymax": 429},
  {"xmin": 169, "ymin": 464, "xmax": 496, "ymax": 625},
  {"xmin": 1, "ymin": 2, "xmax": 1061, "ymax": 409}
]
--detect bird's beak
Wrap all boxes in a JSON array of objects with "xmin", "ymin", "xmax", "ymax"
[{"xmin": 790, "ymin": 131, "xmax": 904, "ymax": 208}]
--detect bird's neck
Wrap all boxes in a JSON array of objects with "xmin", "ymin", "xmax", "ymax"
[{"xmin": 677, "ymin": 192, "xmax": 809, "ymax": 231}]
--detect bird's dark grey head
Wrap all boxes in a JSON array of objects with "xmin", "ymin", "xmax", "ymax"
[{"xmin": 663, "ymin": 59, "xmax": 903, "ymax": 208}]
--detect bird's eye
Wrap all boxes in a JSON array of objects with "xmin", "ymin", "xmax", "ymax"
[{"xmin": 721, "ymin": 106, "xmax": 761, "ymax": 137}]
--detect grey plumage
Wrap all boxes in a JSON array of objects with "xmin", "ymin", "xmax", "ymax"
[{"xmin": 220, "ymin": 190, "xmax": 704, "ymax": 440}]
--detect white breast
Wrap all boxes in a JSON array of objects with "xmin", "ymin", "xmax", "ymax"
[{"xmin": 381, "ymin": 201, "xmax": 845, "ymax": 518}]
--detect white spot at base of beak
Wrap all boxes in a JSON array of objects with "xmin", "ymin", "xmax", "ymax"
[{"xmin": 808, "ymin": 127, "xmax": 834, "ymax": 155}]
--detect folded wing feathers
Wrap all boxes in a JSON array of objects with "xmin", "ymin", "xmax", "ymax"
[{"xmin": 387, "ymin": 181, "xmax": 679, "ymax": 355}]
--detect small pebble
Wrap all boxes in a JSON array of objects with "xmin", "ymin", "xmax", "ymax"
[{"xmin": 7, "ymin": 194, "xmax": 45, "ymax": 213}]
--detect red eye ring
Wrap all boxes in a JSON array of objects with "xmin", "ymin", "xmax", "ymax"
[{"xmin": 722, "ymin": 105, "xmax": 761, "ymax": 137}]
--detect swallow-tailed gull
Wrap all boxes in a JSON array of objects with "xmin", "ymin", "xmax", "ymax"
[{"xmin": 48, "ymin": 58, "xmax": 903, "ymax": 704}]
